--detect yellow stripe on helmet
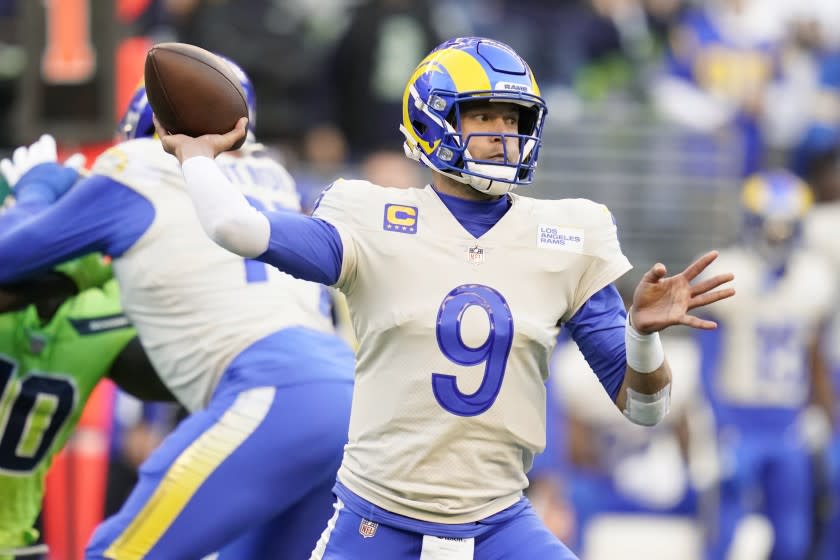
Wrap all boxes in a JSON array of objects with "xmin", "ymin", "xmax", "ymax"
[
  {"xmin": 402, "ymin": 48, "xmax": 492, "ymax": 156},
  {"xmin": 741, "ymin": 175, "xmax": 768, "ymax": 213},
  {"xmin": 431, "ymin": 48, "xmax": 492, "ymax": 93},
  {"xmin": 402, "ymin": 60, "xmax": 442, "ymax": 155},
  {"xmin": 525, "ymin": 62, "xmax": 541, "ymax": 97},
  {"xmin": 742, "ymin": 173, "xmax": 814, "ymax": 216}
]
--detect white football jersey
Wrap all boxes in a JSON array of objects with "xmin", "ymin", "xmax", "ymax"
[
  {"xmin": 701, "ymin": 247, "xmax": 836, "ymax": 408},
  {"xmin": 313, "ymin": 180, "xmax": 631, "ymax": 523},
  {"xmin": 93, "ymin": 139, "xmax": 334, "ymax": 411}
]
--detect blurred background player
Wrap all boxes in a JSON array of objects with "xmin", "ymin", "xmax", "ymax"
[
  {"xmin": 0, "ymin": 138, "xmax": 173, "ymax": 559},
  {"xmin": 158, "ymin": 36, "xmax": 734, "ymax": 559},
  {"xmin": 696, "ymin": 170, "xmax": 836, "ymax": 560},
  {"xmin": 0, "ymin": 60, "xmax": 355, "ymax": 559},
  {"xmin": 529, "ymin": 321, "xmax": 704, "ymax": 560}
]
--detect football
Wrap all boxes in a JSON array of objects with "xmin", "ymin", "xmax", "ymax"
[{"xmin": 144, "ymin": 42, "xmax": 248, "ymax": 150}]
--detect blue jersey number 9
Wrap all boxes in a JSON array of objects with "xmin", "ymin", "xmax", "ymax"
[
  {"xmin": 0, "ymin": 357, "xmax": 76, "ymax": 473},
  {"xmin": 433, "ymin": 284, "xmax": 514, "ymax": 417}
]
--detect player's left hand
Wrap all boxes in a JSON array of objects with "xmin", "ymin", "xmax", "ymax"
[{"xmin": 629, "ymin": 250, "xmax": 734, "ymax": 334}]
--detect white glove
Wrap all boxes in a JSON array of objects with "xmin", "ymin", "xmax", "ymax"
[
  {"xmin": 64, "ymin": 152, "xmax": 87, "ymax": 172},
  {"xmin": 0, "ymin": 134, "xmax": 86, "ymax": 188}
]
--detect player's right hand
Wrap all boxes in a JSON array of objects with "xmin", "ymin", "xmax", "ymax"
[{"xmin": 155, "ymin": 115, "xmax": 247, "ymax": 164}]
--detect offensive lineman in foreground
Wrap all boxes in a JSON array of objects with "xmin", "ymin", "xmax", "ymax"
[
  {"xmin": 158, "ymin": 37, "xmax": 735, "ymax": 559},
  {"xmin": 0, "ymin": 61, "xmax": 355, "ymax": 559},
  {"xmin": 0, "ymin": 139, "xmax": 174, "ymax": 560}
]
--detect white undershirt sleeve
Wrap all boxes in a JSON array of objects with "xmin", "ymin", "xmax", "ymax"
[{"xmin": 180, "ymin": 155, "xmax": 270, "ymax": 258}]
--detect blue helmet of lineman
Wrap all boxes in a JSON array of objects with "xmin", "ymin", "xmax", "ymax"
[
  {"xmin": 118, "ymin": 55, "xmax": 257, "ymax": 142},
  {"xmin": 740, "ymin": 170, "xmax": 813, "ymax": 268},
  {"xmin": 401, "ymin": 37, "xmax": 548, "ymax": 196}
]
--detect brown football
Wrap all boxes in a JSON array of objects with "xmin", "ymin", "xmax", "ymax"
[{"xmin": 144, "ymin": 43, "xmax": 248, "ymax": 150}]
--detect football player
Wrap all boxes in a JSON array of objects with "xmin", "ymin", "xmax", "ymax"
[
  {"xmin": 0, "ymin": 143, "xmax": 172, "ymax": 559},
  {"xmin": 696, "ymin": 170, "xmax": 836, "ymax": 560},
  {"xmin": 0, "ymin": 61, "xmax": 355, "ymax": 559},
  {"xmin": 158, "ymin": 37, "xmax": 734, "ymax": 559}
]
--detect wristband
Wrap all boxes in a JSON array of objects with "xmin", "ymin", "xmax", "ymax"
[{"xmin": 625, "ymin": 311, "xmax": 665, "ymax": 374}]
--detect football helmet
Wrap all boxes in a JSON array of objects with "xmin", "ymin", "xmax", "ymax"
[
  {"xmin": 740, "ymin": 170, "xmax": 813, "ymax": 269},
  {"xmin": 401, "ymin": 37, "xmax": 547, "ymax": 196},
  {"xmin": 118, "ymin": 55, "xmax": 257, "ymax": 142}
]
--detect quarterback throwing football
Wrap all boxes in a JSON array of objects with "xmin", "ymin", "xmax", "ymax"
[{"xmin": 160, "ymin": 37, "xmax": 734, "ymax": 559}]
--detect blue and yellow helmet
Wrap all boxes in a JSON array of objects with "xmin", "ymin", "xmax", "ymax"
[
  {"xmin": 118, "ymin": 55, "xmax": 257, "ymax": 142},
  {"xmin": 400, "ymin": 37, "xmax": 547, "ymax": 196},
  {"xmin": 740, "ymin": 170, "xmax": 813, "ymax": 267}
]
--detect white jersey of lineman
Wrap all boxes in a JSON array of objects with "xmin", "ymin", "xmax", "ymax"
[
  {"xmin": 313, "ymin": 180, "xmax": 631, "ymax": 523},
  {"xmin": 92, "ymin": 138, "xmax": 334, "ymax": 411},
  {"xmin": 702, "ymin": 247, "xmax": 836, "ymax": 408}
]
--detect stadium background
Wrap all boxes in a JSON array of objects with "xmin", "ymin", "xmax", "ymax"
[{"xmin": 0, "ymin": 0, "xmax": 838, "ymax": 559}]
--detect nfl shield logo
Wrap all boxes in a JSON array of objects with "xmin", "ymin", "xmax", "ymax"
[
  {"xmin": 359, "ymin": 519, "xmax": 378, "ymax": 539},
  {"xmin": 468, "ymin": 245, "xmax": 484, "ymax": 264}
]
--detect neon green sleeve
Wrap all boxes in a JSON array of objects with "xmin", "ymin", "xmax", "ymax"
[{"xmin": 54, "ymin": 253, "xmax": 114, "ymax": 292}]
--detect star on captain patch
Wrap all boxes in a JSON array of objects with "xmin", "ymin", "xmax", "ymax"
[
  {"xmin": 359, "ymin": 519, "xmax": 379, "ymax": 538},
  {"xmin": 468, "ymin": 244, "xmax": 485, "ymax": 265}
]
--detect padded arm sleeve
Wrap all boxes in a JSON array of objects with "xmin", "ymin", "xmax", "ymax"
[{"xmin": 181, "ymin": 156, "xmax": 271, "ymax": 258}]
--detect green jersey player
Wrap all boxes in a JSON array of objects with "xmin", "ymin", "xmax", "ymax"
[
  {"xmin": 0, "ymin": 264, "xmax": 173, "ymax": 558},
  {"xmin": 0, "ymin": 184, "xmax": 170, "ymax": 558},
  {"xmin": 0, "ymin": 276, "xmax": 130, "ymax": 557}
]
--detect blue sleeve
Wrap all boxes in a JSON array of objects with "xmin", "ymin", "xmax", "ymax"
[
  {"xmin": 0, "ymin": 199, "xmax": 50, "ymax": 229},
  {"xmin": 564, "ymin": 284, "xmax": 627, "ymax": 402},
  {"xmin": 259, "ymin": 210, "xmax": 343, "ymax": 285},
  {"xmin": 14, "ymin": 162, "xmax": 80, "ymax": 207},
  {"xmin": 0, "ymin": 162, "xmax": 78, "ymax": 228},
  {"xmin": 0, "ymin": 175, "xmax": 154, "ymax": 283}
]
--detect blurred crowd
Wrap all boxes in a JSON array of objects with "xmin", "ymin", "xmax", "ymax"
[
  {"xmin": 2, "ymin": 0, "xmax": 840, "ymax": 558},
  {"xmin": 0, "ymin": 0, "xmax": 835, "ymax": 201}
]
